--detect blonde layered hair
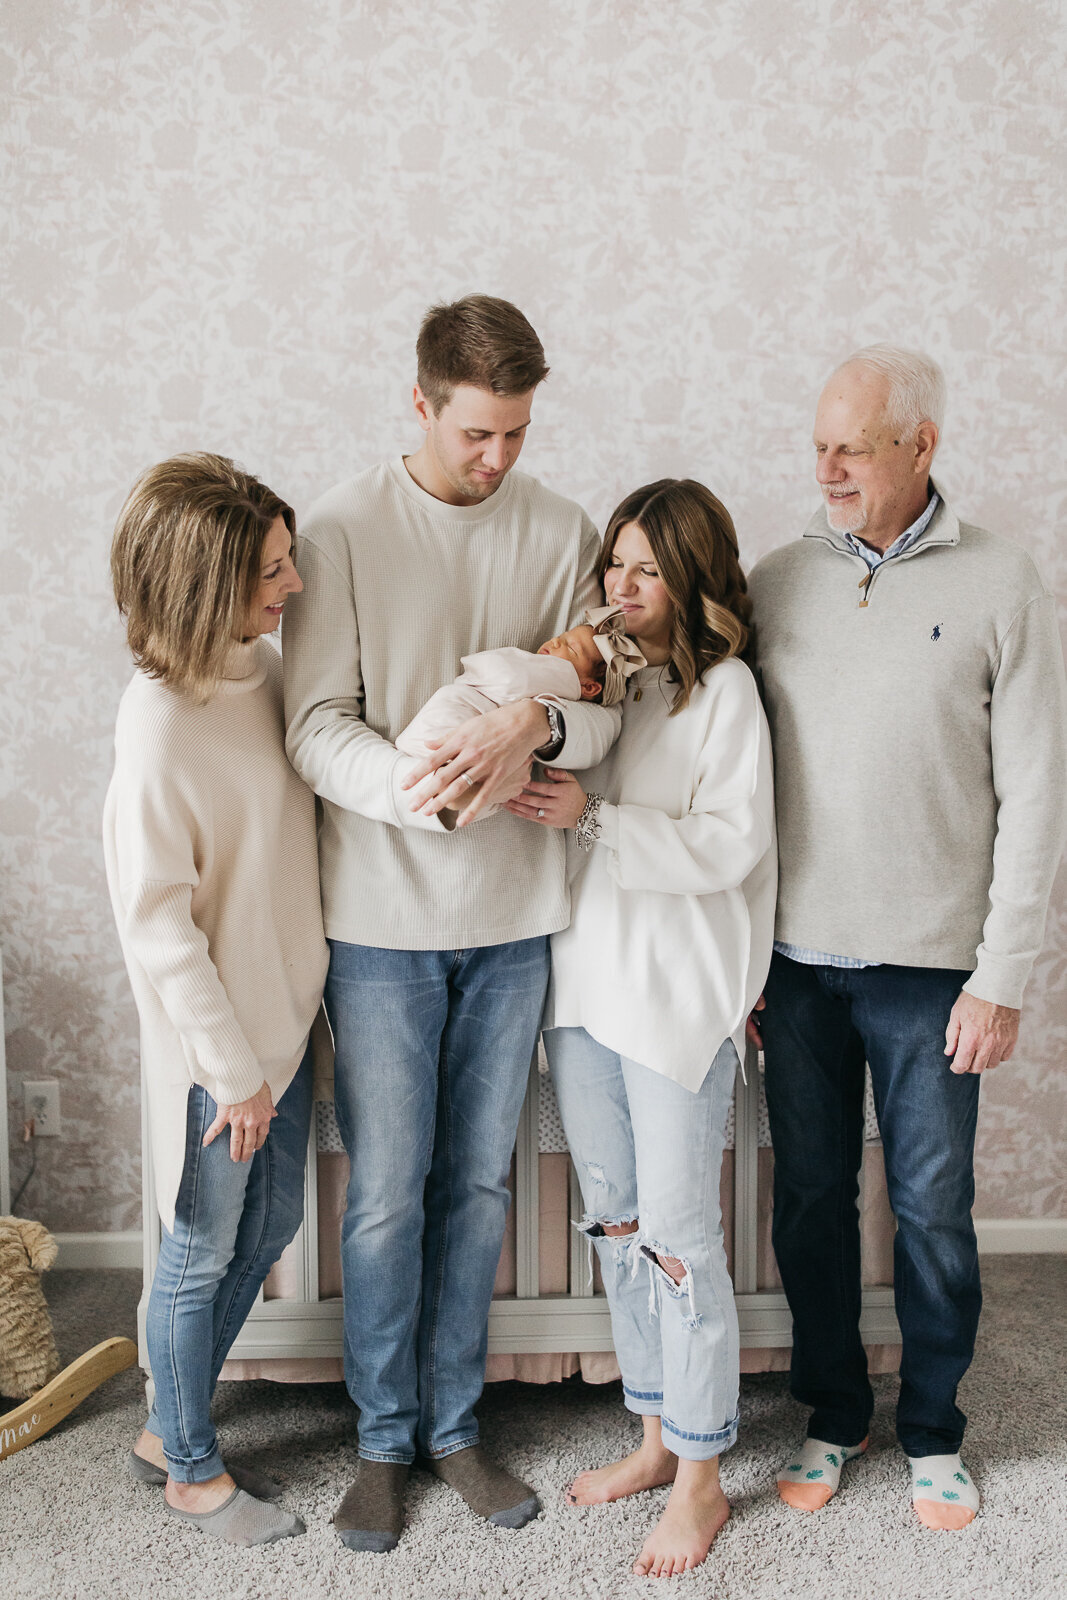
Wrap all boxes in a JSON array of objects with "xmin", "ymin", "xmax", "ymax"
[
  {"xmin": 596, "ymin": 479, "xmax": 751, "ymax": 716},
  {"xmin": 111, "ymin": 452, "xmax": 295, "ymax": 702}
]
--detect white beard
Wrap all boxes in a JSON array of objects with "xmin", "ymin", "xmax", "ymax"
[{"xmin": 825, "ymin": 491, "xmax": 868, "ymax": 535}]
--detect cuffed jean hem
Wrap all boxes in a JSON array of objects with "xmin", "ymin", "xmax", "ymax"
[
  {"xmin": 359, "ymin": 1448, "xmax": 417, "ymax": 1466},
  {"xmin": 164, "ymin": 1446, "xmax": 227, "ymax": 1484},
  {"xmin": 661, "ymin": 1409, "xmax": 739, "ymax": 1463},
  {"xmin": 623, "ymin": 1383, "xmax": 664, "ymax": 1417},
  {"xmin": 422, "ymin": 1433, "xmax": 481, "ymax": 1462}
]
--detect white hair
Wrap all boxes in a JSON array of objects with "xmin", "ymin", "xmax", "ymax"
[{"xmin": 833, "ymin": 343, "xmax": 946, "ymax": 440}]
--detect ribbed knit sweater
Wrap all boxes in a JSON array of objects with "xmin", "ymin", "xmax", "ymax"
[
  {"xmin": 103, "ymin": 641, "xmax": 328, "ymax": 1230},
  {"xmin": 283, "ymin": 459, "xmax": 620, "ymax": 949},
  {"xmin": 748, "ymin": 491, "xmax": 1067, "ymax": 1008}
]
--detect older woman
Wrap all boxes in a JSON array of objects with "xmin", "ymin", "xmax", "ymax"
[
  {"xmin": 510, "ymin": 480, "xmax": 776, "ymax": 1579},
  {"xmin": 104, "ymin": 453, "xmax": 328, "ymax": 1544}
]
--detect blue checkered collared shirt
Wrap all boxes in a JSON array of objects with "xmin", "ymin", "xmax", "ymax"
[{"xmin": 772, "ymin": 492, "xmax": 940, "ymax": 969}]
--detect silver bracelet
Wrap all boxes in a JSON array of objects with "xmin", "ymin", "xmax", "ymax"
[{"xmin": 574, "ymin": 792, "xmax": 604, "ymax": 851}]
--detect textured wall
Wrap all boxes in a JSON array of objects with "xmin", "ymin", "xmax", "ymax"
[{"xmin": 2, "ymin": 0, "xmax": 1064, "ymax": 1230}]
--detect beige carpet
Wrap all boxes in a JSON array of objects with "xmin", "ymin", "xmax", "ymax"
[{"xmin": 0, "ymin": 1257, "xmax": 1063, "ymax": 1600}]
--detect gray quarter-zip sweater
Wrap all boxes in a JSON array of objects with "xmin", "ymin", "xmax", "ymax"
[{"xmin": 748, "ymin": 489, "xmax": 1067, "ymax": 1008}]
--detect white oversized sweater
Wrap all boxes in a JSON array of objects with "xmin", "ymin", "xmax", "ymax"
[
  {"xmin": 284, "ymin": 460, "xmax": 620, "ymax": 949},
  {"xmin": 103, "ymin": 642, "xmax": 328, "ymax": 1231},
  {"xmin": 545, "ymin": 658, "xmax": 777, "ymax": 1089}
]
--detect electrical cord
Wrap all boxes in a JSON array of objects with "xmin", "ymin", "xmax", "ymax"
[{"xmin": 11, "ymin": 1119, "xmax": 39, "ymax": 1214}]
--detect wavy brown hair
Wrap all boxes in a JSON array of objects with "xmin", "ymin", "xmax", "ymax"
[
  {"xmin": 111, "ymin": 452, "xmax": 295, "ymax": 702},
  {"xmin": 596, "ymin": 478, "xmax": 751, "ymax": 716}
]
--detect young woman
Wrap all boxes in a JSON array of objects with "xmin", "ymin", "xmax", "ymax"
[
  {"xmin": 509, "ymin": 480, "xmax": 776, "ymax": 1578},
  {"xmin": 104, "ymin": 454, "xmax": 328, "ymax": 1545}
]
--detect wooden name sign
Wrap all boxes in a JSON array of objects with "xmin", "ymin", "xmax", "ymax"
[{"xmin": 0, "ymin": 1337, "xmax": 137, "ymax": 1460}]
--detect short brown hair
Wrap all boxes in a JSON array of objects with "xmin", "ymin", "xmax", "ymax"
[
  {"xmin": 111, "ymin": 452, "xmax": 295, "ymax": 702},
  {"xmin": 596, "ymin": 479, "xmax": 752, "ymax": 716},
  {"xmin": 416, "ymin": 294, "xmax": 549, "ymax": 413}
]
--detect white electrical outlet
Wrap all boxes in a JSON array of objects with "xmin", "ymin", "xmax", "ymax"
[{"xmin": 24, "ymin": 1080, "xmax": 62, "ymax": 1137}]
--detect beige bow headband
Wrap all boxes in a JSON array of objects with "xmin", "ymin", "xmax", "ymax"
[{"xmin": 585, "ymin": 604, "xmax": 648, "ymax": 707}]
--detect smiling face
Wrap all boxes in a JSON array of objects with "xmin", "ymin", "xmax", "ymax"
[
  {"xmin": 814, "ymin": 364, "xmax": 937, "ymax": 550},
  {"xmin": 602, "ymin": 521, "xmax": 675, "ymax": 664},
  {"xmin": 537, "ymin": 624, "xmax": 605, "ymax": 699},
  {"xmin": 244, "ymin": 515, "xmax": 302, "ymax": 637},
  {"xmin": 409, "ymin": 383, "xmax": 534, "ymax": 506}
]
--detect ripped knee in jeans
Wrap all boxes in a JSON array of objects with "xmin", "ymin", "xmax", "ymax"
[{"xmin": 641, "ymin": 1240, "xmax": 702, "ymax": 1331}]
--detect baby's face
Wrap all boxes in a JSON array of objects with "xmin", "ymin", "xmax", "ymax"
[{"xmin": 538, "ymin": 625, "xmax": 603, "ymax": 698}]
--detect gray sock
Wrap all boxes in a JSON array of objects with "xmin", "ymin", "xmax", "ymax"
[
  {"xmin": 334, "ymin": 1460, "xmax": 410, "ymax": 1553},
  {"xmin": 128, "ymin": 1449, "xmax": 283, "ymax": 1501},
  {"xmin": 165, "ymin": 1486, "xmax": 304, "ymax": 1546},
  {"xmin": 429, "ymin": 1444, "xmax": 540, "ymax": 1529}
]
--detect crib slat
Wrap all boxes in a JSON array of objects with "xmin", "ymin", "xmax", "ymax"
[
  {"xmin": 514, "ymin": 1053, "xmax": 540, "ymax": 1300},
  {"xmin": 732, "ymin": 1043, "xmax": 760, "ymax": 1295}
]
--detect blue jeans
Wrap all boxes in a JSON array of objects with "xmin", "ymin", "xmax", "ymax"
[
  {"xmin": 144, "ymin": 1053, "xmax": 312, "ymax": 1481},
  {"xmin": 761, "ymin": 953, "xmax": 982, "ymax": 1457},
  {"xmin": 326, "ymin": 936, "xmax": 549, "ymax": 1463},
  {"xmin": 543, "ymin": 1027, "xmax": 740, "ymax": 1462}
]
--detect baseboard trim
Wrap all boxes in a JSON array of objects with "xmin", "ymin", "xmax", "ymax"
[
  {"xmin": 50, "ymin": 1221, "xmax": 1066, "ymax": 1272},
  {"xmin": 973, "ymin": 1218, "xmax": 1067, "ymax": 1254},
  {"xmin": 54, "ymin": 1232, "xmax": 143, "ymax": 1269}
]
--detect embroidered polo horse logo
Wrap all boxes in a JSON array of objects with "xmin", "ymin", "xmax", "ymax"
[{"xmin": 931, "ymin": 624, "xmax": 943, "ymax": 641}]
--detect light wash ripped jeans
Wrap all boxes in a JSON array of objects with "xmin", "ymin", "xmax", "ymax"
[{"xmin": 543, "ymin": 1028, "xmax": 740, "ymax": 1461}]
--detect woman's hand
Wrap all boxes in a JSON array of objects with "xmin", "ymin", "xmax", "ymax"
[
  {"xmin": 202, "ymin": 1082, "xmax": 277, "ymax": 1163},
  {"xmin": 505, "ymin": 767, "xmax": 587, "ymax": 829}
]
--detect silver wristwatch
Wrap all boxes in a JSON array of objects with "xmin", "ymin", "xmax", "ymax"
[
  {"xmin": 574, "ymin": 792, "xmax": 604, "ymax": 851},
  {"xmin": 535, "ymin": 702, "xmax": 566, "ymax": 761}
]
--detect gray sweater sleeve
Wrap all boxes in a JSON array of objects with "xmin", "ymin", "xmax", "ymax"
[{"xmin": 965, "ymin": 593, "xmax": 1067, "ymax": 1006}]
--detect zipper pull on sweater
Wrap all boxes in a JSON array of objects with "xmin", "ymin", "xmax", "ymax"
[{"xmin": 858, "ymin": 571, "xmax": 873, "ymax": 608}]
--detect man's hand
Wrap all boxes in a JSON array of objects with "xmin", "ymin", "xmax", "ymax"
[
  {"xmin": 944, "ymin": 991, "xmax": 1020, "ymax": 1075},
  {"xmin": 202, "ymin": 1082, "xmax": 277, "ymax": 1162},
  {"xmin": 402, "ymin": 701, "xmax": 550, "ymax": 827},
  {"xmin": 745, "ymin": 992, "xmax": 766, "ymax": 1050}
]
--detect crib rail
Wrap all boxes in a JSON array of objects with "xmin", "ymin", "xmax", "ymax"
[{"xmin": 138, "ymin": 1047, "xmax": 900, "ymax": 1372}]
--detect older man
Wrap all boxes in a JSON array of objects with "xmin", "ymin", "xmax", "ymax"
[{"xmin": 749, "ymin": 345, "xmax": 1067, "ymax": 1528}]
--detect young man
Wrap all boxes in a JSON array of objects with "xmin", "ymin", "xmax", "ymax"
[
  {"xmin": 749, "ymin": 344, "xmax": 1067, "ymax": 1529},
  {"xmin": 283, "ymin": 295, "xmax": 619, "ymax": 1552}
]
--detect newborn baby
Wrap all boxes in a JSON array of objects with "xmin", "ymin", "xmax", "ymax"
[{"xmin": 396, "ymin": 606, "xmax": 645, "ymax": 817}]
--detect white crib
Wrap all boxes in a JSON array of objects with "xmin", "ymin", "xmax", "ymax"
[{"xmin": 137, "ymin": 1044, "xmax": 900, "ymax": 1387}]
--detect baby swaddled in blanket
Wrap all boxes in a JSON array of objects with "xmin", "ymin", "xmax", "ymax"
[{"xmin": 397, "ymin": 605, "xmax": 645, "ymax": 818}]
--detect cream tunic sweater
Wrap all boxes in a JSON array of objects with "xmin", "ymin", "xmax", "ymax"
[
  {"xmin": 284, "ymin": 460, "xmax": 620, "ymax": 950},
  {"xmin": 103, "ymin": 642, "xmax": 328, "ymax": 1231},
  {"xmin": 545, "ymin": 658, "xmax": 777, "ymax": 1089}
]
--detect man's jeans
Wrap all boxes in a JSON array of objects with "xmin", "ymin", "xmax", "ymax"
[
  {"xmin": 325, "ymin": 936, "xmax": 549, "ymax": 1463},
  {"xmin": 544, "ymin": 1027, "xmax": 741, "ymax": 1461},
  {"xmin": 761, "ymin": 953, "xmax": 981, "ymax": 1458},
  {"xmin": 144, "ymin": 1053, "xmax": 312, "ymax": 1481}
]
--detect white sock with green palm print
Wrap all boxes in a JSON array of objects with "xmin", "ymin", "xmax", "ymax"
[
  {"xmin": 777, "ymin": 1436, "xmax": 868, "ymax": 1510},
  {"xmin": 910, "ymin": 1453, "xmax": 979, "ymax": 1528}
]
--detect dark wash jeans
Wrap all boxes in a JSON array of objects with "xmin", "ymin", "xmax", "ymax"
[{"xmin": 761, "ymin": 952, "xmax": 982, "ymax": 1458}]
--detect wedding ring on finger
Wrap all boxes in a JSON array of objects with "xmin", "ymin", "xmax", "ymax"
[
  {"xmin": 537, "ymin": 808, "xmax": 545, "ymax": 818},
  {"xmin": 462, "ymin": 772, "xmax": 476, "ymax": 789}
]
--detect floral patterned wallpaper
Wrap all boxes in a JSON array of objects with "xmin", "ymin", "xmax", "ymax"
[{"xmin": 2, "ymin": 0, "xmax": 1064, "ymax": 1230}]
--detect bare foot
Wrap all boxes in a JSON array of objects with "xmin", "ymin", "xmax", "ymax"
[
  {"xmin": 134, "ymin": 1428, "xmax": 166, "ymax": 1470},
  {"xmin": 567, "ymin": 1442, "xmax": 678, "ymax": 1506},
  {"xmin": 632, "ymin": 1474, "xmax": 730, "ymax": 1577},
  {"xmin": 165, "ymin": 1471, "xmax": 237, "ymax": 1514}
]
